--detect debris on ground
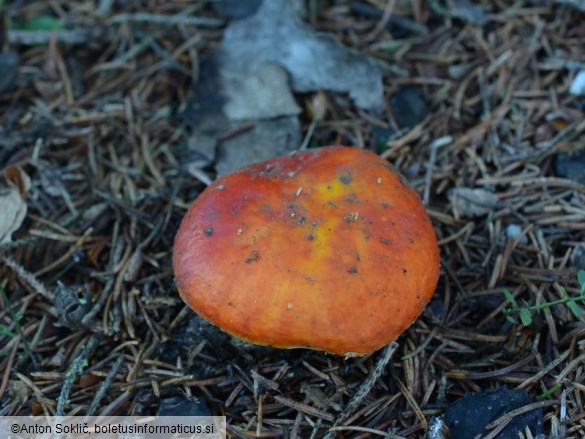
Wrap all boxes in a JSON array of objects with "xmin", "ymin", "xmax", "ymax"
[
  {"xmin": 449, "ymin": 187, "xmax": 499, "ymax": 218},
  {"xmin": 217, "ymin": 0, "xmax": 385, "ymax": 109},
  {"xmin": 0, "ymin": 166, "xmax": 30, "ymax": 244},
  {"xmin": 443, "ymin": 387, "xmax": 544, "ymax": 439},
  {"xmin": 1, "ymin": 0, "xmax": 584, "ymax": 437}
]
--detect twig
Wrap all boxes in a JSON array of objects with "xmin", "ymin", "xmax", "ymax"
[
  {"xmin": 111, "ymin": 13, "xmax": 225, "ymax": 28},
  {"xmin": 351, "ymin": 2, "xmax": 428, "ymax": 35},
  {"xmin": 423, "ymin": 136, "xmax": 452, "ymax": 206},
  {"xmin": 329, "ymin": 425, "xmax": 406, "ymax": 437},
  {"xmin": 553, "ymin": 0, "xmax": 585, "ymax": 11},
  {"xmin": 56, "ymin": 334, "xmax": 101, "ymax": 416},
  {"xmin": 325, "ymin": 342, "xmax": 398, "ymax": 438},
  {"xmin": 299, "ymin": 118, "xmax": 318, "ymax": 150},
  {"xmin": 8, "ymin": 29, "xmax": 91, "ymax": 46},
  {"xmin": 86, "ymin": 355, "xmax": 125, "ymax": 417},
  {"xmin": 0, "ymin": 236, "xmax": 40, "ymax": 254},
  {"xmin": 395, "ymin": 377, "xmax": 427, "ymax": 429},
  {"xmin": 0, "ymin": 335, "xmax": 20, "ymax": 401},
  {"xmin": 364, "ymin": 0, "xmax": 396, "ymax": 43},
  {"xmin": 273, "ymin": 395, "xmax": 335, "ymax": 422},
  {"xmin": 2, "ymin": 255, "xmax": 52, "ymax": 299},
  {"xmin": 482, "ymin": 400, "xmax": 558, "ymax": 439},
  {"xmin": 98, "ymin": 391, "xmax": 133, "ymax": 417}
]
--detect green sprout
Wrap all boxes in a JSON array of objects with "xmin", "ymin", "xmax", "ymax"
[
  {"xmin": 538, "ymin": 383, "xmax": 562, "ymax": 400},
  {"xmin": 21, "ymin": 15, "xmax": 64, "ymax": 31},
  {"xmin": 502, "ymin": 270, "xmax": 585, "ymax": 326},
  {"xmin": 0, "ymin": 286, "xmax": 31, "ymax": 357}
]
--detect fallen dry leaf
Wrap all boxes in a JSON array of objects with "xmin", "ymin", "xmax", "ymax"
[
  {"xmin": 0, "ymin": 165, "xmax": 31, "ymax": 244},
  {"xmin": 449, "ymin": 187, "xmax": 499, "ymax": 218},
  {"xmin": 217, "ymin": 0, "xmax": 385, "ymax": 109}
]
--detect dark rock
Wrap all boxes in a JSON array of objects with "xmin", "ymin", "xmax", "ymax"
[
  {"xmin": 0, "ymin": 52, "xmax": 20, "ymax": 93},
  {"xmin": 553, "ymin": 150, "xmax": 585, "ymax": 184},
  {"xmin": 424, "ymin": 299, "xmax": 447, "ymax": 324},
  {"xmin": 570, "ymin": 242, "xmax": 585, "ymax": 269},
  {"xmin": 156, "ymin": 395, "xmax": 211, "ymax": 417},
  {"xmin": 158, "ymin": 314, "xmax": 232, "ymax": 364},
  {"xmin": 187, "ymin": 59, "xmax": 226, "ymax": 123},
  {"xmin": 444, "ymin": 387, "xmax": 544, "ymax": 439},
  {"xmin": 389, "ymin": 85, "xmax": 429, "ymax": 129},
  {"xmin": 180, "ymin": 59, "xmax": 227, "ymax": 168},
  {"xmin": 212, "ymin": 0, "xmax": 262, "ymax": 19},
  {"xmin": 215, "ymin": 116, "xmax": 300, "ymax": 175},
  {"xmin": 181, "ymin": 57, "xmax": 301, "ymax": 175}
]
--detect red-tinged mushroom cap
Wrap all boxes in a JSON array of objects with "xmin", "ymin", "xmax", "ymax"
[{"xmin": 173, "ymin": 146, "xmax": 440, "ymax": 356}]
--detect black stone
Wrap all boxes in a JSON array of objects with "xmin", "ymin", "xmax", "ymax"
[
  {"xmin": 212, "ymin": 0, "xmax": 262, "ymax": 19},
  {"xmin": 0, "ymin": 52, "xmax": 19, "ymax": 93},
  {"xmin": 156, "ymin": 395, "xmax": 211, "ymax": 417},
  {"xmin": 553, "ymin": 150, "xmax": 585, "ymax": 184},
  {"xmin": 444, "ymin": 387, "xmax": 544, "ymax": 439},
  {"xmin": 389, "ymin": 85, "xmax": 429, "ymax": 129}
]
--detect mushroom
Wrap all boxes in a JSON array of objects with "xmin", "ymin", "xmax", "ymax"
[{"xmin": 173, "ymin": 146, "xmax": 440, "ymax": 356}]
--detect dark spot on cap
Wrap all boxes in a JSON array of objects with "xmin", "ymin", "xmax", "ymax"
[
  {"xmin": 402, "ymin": 268, "xmax": 408, "ymax": 275},
  {"xmin": 328, "ymin": 201, "xmax": 338, "ymax": 208},
  {"xmin": 381, "ymin": 238, "xmax": 392, "ymax": 245},
  {"xmin": 379, "ymin": 202, "xmax": 389, "ymax": 209},
  {"xmin": 245, "ymin": 250, "xmax": 259, "ymax": 263},
  {"xmin": 203, "ymin": 227, "xmax": 214, "ymax": 237},
  {"xmin": 306, "ymin": 234, "xmax": 315, "ymax": 240},
  {"xmin": 344, "ymin": 194, "xmax": 359, "ymax": 204},
  {"xmin": 409, "ymin": 238, "xmax": 415, "ymax": 244},
  {"xmin": 297, "ymin": 216, "xmax": 307, "ymax": 225},
  {"xmin": 339, "ymin": 175, "xmax": 351, "ymax": 185},
  {"xmin": 347, "ymin": 267, "xmax": 358, "ymax": 274}
]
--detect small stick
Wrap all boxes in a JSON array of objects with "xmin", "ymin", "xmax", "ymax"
[
  {"xmin": 0, "ymin": 335, "xmax": 20, "ymax": 400},
  {"xmin": 325, "ymin": 342, "xmax": 398, "ymax": 438},
  {"xmin": 86, "ymin": 354, "xmax": 125, "ymax": 417},
  {"xmin": 56, "ymin": 334, "xmax": 101, "ymax": 416},
  {"xmin": 423, "ymin": 136, "xmax": 452, "ymax": 206},
  {"xmin": 8, "ymin": 29, "xmax": 89, "ymax": 46},
  {"xmin": 2, "ymin": 255, "xmax": 52, "ymax": 299},
  {"xmin": 364, "ymin": 0, "xmax": 396, "ymax": 43},
  {"xmin": 300, "ymin": 92, "xmax": 327, "ymax": 150},
  {"xmin": 111, "ymin": 13, "xmax": 224, "ymax": 28}
]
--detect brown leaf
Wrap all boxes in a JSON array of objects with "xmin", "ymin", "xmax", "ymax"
[{"xmin": 4, "ymin": 165, "xmax": 31, "ymax": 200}]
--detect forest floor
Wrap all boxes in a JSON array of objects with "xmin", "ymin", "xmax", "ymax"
[{"xmin": 1, "ymin": 1, "xmax": 585, "ymax": 438}]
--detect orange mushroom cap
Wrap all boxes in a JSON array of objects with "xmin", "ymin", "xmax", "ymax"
[{"xmin": 173, "ymin": 146, "xmax": 440, "ymax": 356}]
